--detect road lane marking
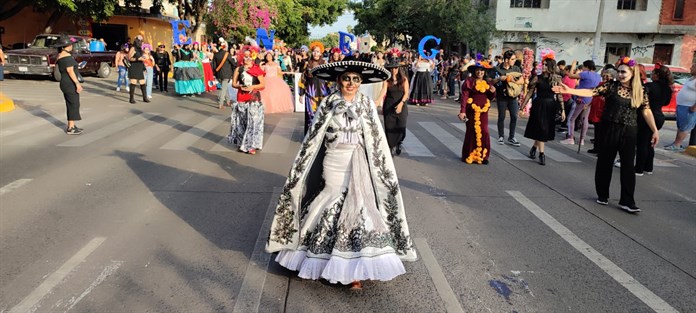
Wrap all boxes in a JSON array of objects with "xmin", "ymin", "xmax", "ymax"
[
  {"xmin": 232, "ymin": 187, "xmax": 281, "ymax": 313},
  {"xmin": 63, "ymin": 261, "xmax": 122, "ymax": 312},
  {"xmin": 451, "ymin": 123, "xmax": 528, "ymax": 160},
  {"xmin": 160, "ymin": 115, "xmax": 225, "ymax": 150},
  {"xmin": 512, "ymin": 132, "xmax": 581, "ymax": 163},
  {"xmin": 0, "ymin": 178, "xmax": 33, "ymax": 196},
  {"xmin": 59, "ymin": 113, "xmax": 159, "ymax": 147},
  {"xmin": 419, "ymin": 122, "xmax": 461, "ymax": 156},
  {"xmin": 414, "ymin": 238, "xmax": 464, "ymax": 313},
  {"xmin": 5, "ymin": 111, "xmax": 115, "ymax": 146},
  {"xmin": 9, "ymin": 237, "xmax": 107, "ymax": 313},
  {"xmin": 261, "ymin": 118, "xmax": 300, "ymax": 154},
  {"xmin": 507, "ymin": 191, "xmax": 678, "ymax": 313},
  {"xmin": 403, "ymin": 129, "xmax": 435, "ymax": 157},
  {"xmin": 112, "ymin": 112, "xmax": 196, "ymax": 149}
]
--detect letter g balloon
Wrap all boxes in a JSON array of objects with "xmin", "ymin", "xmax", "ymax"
[{"xmin": 418, "ymin": 35, "xmax": 441, "ymax": 60}]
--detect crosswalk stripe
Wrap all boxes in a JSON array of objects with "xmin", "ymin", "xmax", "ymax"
[
  {"xmin": 403, "ymin": 129, "xmax": 435, "ymax": 157},
  {"xmin": 450, "ymin": 123, "xmax": 529, "ymax": 160},
  {"xmin": 112, "ymin": 112, "xmax": 196, "ymax": 149},
  {"xmin": 419, "ymin": 122, "xmax": 461, "ymax": 156},
  {"xmin": 510, "ymin": 131, "xmax": 582, "ymax": 163},
  {"xmin": 160, "ymin": 115, "xmax": 226, "ymax": 150},
  {"xmin": 261, "ymin": 118, "xmax": 301, "ymax": 154},
  {"xmin": 0, "ymin": 112, "xmax": 64, "ymax": 138},
  {"xmin": 4, "ymin": 110, "xmax": 116, "ymax": 146},
  {"xmin": 59, "ymin": 113, "xmax": 160, "ymax": 147}
]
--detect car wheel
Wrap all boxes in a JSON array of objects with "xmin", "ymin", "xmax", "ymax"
[
  {"xmin": 52, "ymin": 66, "xmax": 61, "ymax": 81},
  {"xmin": 98, "ymin": 62, "xmax": 111, "ymax": 78}
]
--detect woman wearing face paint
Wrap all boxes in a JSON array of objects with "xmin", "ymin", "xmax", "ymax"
[
  {"xmin": 227, "ymin": 46, "xmax": 266, "ymax": 155},
  {"xmin": 266, "ymin": 61, "xmax": 417, "ymax": 290},
  {"xmin": 554, "ymin": 57, "xmax": 659, "ymax": 213}
]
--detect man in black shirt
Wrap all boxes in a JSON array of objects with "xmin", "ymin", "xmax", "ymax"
[
  {"xmin": 491, "ymin": 50, "xmax": 525, "ymax": 146},
  {"xmin": 211, "ymin": 41, "xmax": 237, "ymax": 109}
]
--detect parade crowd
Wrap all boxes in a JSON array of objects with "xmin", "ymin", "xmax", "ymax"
[{"xmin": 48, "ymin": 32, "xmax": 696, "ymax": 290}]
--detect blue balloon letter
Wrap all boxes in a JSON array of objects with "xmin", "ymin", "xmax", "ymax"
[
  {"xmin": 256, "ymin": 28, "xmax": 275, "ymax": 50},
  {"xmin": 338, "ymin": 31, "xmax": 356, "ymax": 56},
  {"xmin": 418, "ymin": 35, "xmax": 441, "ymax": 59},
  {"xmin": 171, "ymin": 20, "xmax": 192, "ymax": 45}
]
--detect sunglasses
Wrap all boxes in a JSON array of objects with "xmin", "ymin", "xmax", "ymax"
[{"xmin": 340, "ymin": 75, "xmax": 362, "ymax": 83}]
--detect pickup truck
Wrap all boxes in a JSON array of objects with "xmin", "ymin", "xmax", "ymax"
[{"xmin": 3, "ymin": 34, "xmax": 116, "ymax": 81}]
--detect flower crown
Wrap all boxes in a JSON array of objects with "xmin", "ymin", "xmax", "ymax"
[
  {"xmin": 540, "ymin": 48, "xmax": 555, "ymax": 61},
  {"xmin": 618, "ymin": 56, "xmax": 636, "ymax": 67},
  {"xmin": 309, "ymin": 41, "xmax": 325, "ymax": 53},
  {"xmin": 389, "ymin": 47, "xmax": 401, "ymax": 57}
]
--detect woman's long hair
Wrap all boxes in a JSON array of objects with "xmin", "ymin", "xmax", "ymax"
[
  {"xmin": 627, "ymin": 65, "xmax": 644, "ymax": 109},
  {"xmin": 389, "ymin": 67, "xmax": 407, "ymax": 88}
]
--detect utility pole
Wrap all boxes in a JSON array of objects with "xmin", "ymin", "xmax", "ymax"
[{"xmin": 592, "ymin": 0, "xmax": 606, "ymax": 63}]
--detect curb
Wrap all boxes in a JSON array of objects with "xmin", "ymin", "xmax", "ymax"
[
  {"xmin": 0, "ymin": 92, "xmax": 16, "ymax": 112},
  {"xmin": 686, "ymin": 146, "xmax": 696, "ymax": 157}
]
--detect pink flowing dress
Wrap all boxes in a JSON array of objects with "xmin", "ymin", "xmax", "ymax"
[{"xmin": 260, "ymin": 63, "xmax": 294, "ymax": 113}]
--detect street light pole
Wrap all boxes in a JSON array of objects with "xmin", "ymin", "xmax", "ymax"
[{"xmin": 592, "ymin": 0, "xmax": 606, "ymax": 63}]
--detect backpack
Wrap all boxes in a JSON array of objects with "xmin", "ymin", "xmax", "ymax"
[{"xmin": 505, "ymin": 72, "xmax": 523, "ymax": 98}]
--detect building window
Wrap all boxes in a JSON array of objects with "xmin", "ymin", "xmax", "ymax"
[
  {"xmin": 605, "ymin": 43, "xmax": 632, "ymax": 64},
  {"xmin": 673, "ymin": 0, "xmax": 685, "ymax": 19},
  {"xmin": 510, "ymin": 0, "xmax": 541, "ymax": 8},
  {"xmin": 617, "ymin": 0, "xmax": 647, "ymax": 11}
]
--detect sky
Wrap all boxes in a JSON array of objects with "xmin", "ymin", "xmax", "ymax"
[{"xmin": 308, "ymin": 11, "xmax": 357, "ymax": 39}]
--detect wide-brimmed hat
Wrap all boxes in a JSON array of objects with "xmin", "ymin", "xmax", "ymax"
[
  {"xmin": 467, "ymin": 60, "xmax": 493, "ymax": 74},
  {"xmin": 385, "ymin": 59, "xmax": 404, "ymax": 69},
  {"xmin": 310, "ymin": 60, "xmax": 391, "ymax": 83},
  {"xmin": 52, "ymin": 35, "xmax": 77, "ymax": 48}
]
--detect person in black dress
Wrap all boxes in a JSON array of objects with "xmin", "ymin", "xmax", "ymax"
[
  {"xmin": 377, "ymin": 60, "xmax": 410, "ymax": 155},
  {"xmin": 154, "ymin": 43, "xmax": 172, "ymax": 92},
  {"xmin": 635, "ymin": 64, "xmax": 672, "ymax": 175},
  {"xmin": 520, "ymin": 57, "xmax": 565, "ymax": 165},
  {"xmin": 555, "ymin": 57, "xmax": 659, "ymax": 213},
  {"xmin": 127, "ymin": 34, "xmax": 150, "ymax": 103},
  {"xmin": 54, "ymin": 36, "xmax": 84, "ymax": 135}
]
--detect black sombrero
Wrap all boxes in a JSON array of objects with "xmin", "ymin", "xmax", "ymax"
[
  {"xmin": 51, "ymin": 35, "xmax": 76, "ymax": 48},
  {"xmin": 310, "ymin": 61, "xmax": 391, "ymax": 83},
  {"xmin": 384, "ymin": 60, "xmax": 405, "ymax": 69}
]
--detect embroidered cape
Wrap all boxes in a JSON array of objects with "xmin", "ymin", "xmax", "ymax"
[{"xmin": 266, "ymin": 91, "xmax": 417, "ymax": 261}]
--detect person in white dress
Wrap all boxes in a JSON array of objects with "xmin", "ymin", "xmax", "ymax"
[{"xmin": 266, "ymin": 61, "xmax": 417, "ymax": 290}]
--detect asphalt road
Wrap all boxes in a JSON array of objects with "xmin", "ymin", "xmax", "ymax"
[{"xmin": 0, "ymin": 74, "xmax": 694, "ymax": 313}]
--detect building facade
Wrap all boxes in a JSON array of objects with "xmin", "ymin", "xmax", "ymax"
[
  {"xmin": 488, "ymin": 0, "xmax": 694, "ymax": 68},
  {"xmin": 0, "ymin": 0, "xmax": 205, "ymax": 52}
]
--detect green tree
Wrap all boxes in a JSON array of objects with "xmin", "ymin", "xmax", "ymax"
[
  {"xmin": 166, "ymin": 0, "xmax": 208, "ymax": 35},
  {"xmin": 351, "ymin": 0, "xmax": 495, "ymax": 51},
  {"xmin": 318, "ymin": 32, "xmax": 338, "ymax": 48},
  {"xmin": 0, "ymin": 0, "xmax": 119, "ymax": 32}
]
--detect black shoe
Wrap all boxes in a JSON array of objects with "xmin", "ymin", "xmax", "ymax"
[
  {"xmin": 482, "ymin": 159, "xmax": 489, "ymax": 165},
  {"xmin": 596, "ymin": 198, "xmax": 608, "ymax": 205},
  {"xmin": 395, "ymin": 144, "xmax": 403, "ymax": 156},
  {"xmin": 538, "ymin": 153, "xmax": 546, "ymax": 165},
  {"xmin": 73, "ymin": 125, "xmax": 84, "ymax": 132},
  {"xmin": 129, "ymin": 85, "xmax": 136, "ymax": 103},
  {"xmin": 619, "ymin": 204, "xmax": 641, "ymax": 213},
  {"xmin": 141, "ymin": 85, "xmax": 151, "ymax": 102},
  {"xmin": 528, "ymin": 146, "xmax": 537, "ymax": 159},
  {"xmin": 66, "ymin": 126, "xmax": 83, "ymax": 135},
  {"xmin": 587, "ymin": 148, "xmax": 599, "ymax": 154}
]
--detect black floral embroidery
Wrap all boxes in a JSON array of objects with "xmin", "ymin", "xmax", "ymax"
[{"xmin": 301, "ymin": 190, "xmax": 348, "ymax": 254}]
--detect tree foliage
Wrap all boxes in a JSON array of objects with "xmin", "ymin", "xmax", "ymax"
[
  {"xmin": 165, "ymin": 0, "xmax": 208, "ymax": 35},
  {"xmin": 206, "ymin": 0, "xmax": 348, "ymax": 47},
  {"xmin": 0, "ymin": 0, "xmax": 118, "ymax": 23},
  {"xmin": 318, "ymin": 32, "xmax": 338, "ymax": 48},
  {"xmin": 206, "ymin": 0, "xmax": 277, "ymax": 42},
  {"xmin": 350, "ymin": 0, "xmax": 495, "ymax": 51}
]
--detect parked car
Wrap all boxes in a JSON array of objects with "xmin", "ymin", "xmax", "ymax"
[
  {"xmin": 642, "ymin": 63, "xmax": 689, "ymax": 119},
  {"xmin": 3, "ymin": 34, "xmax": 116, "ymax": 80}
]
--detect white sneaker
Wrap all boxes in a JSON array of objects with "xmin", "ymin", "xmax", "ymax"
[
  {"xmin": 497, "ymin": 137, "xmax": 504, "ymax": 145},
  {"xmin": 116, "ymin": 87, "xmax": 121, "ymax": 92},
  {"xmin": 614, "ymin": 160, "xmax": 621, "ymax": 168},
  {"xmin": 126, "ymin": 86, "xmax": 130, "ymax": 92}
]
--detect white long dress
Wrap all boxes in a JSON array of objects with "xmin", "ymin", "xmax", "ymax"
[{"xmin": 272, "ymin": 93, "xmax": 413, "ymax": 284}]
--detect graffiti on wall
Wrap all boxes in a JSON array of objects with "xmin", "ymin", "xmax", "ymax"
[{"xmin": 631, "ymin": 45, "xmax": 653, "ymax": 57}]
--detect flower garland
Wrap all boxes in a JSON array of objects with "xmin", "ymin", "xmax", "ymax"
[
  {"xmin": 475, "ymin": 80, "xmax": 489, "ymax": 93},
  {"xmin": 465, "ymin": 98, "xmax": 491, "ymax": 164}
]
